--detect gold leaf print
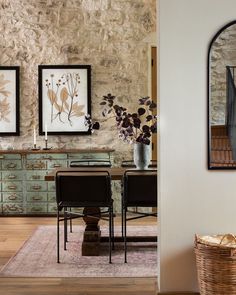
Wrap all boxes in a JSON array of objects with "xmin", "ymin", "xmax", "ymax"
[
  {"xmin": 47, "ymin": 89, "xmax": 57, "ymax": 105},
  {"xmin": 71, "ymin": 102, "xmax": 85, "ymax": 117},
  {"xmin": 53, "ymin": 101, "xmax": 62, "ymax": 112},
  {"xmin": 60, "ymin": 87, "xmax": 69, "ymax": 102},
  {"xmin": 0, "ymin": 97, "xmax": 10, "ymax": 122},
  {"xmin": 64, "ymin": 101, "xmax": 69, "ymax": 111},
  {"xmin": 0, "ymin": 73, "xmax": 11, "ymax": 97}
]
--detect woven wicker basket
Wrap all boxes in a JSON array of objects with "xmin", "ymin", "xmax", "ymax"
[{"xmin": 195, "ymin": 234, "xmax": 236, "ymax": 294}]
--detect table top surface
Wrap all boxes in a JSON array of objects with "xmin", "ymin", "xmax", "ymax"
[{"xmin": 45, "ymin": 167, "xmax": 157, "ymax": 181}]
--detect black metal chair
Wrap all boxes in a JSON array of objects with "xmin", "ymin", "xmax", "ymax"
[
  {"xmin": 56, "ymin": 170, "xmax": 114, "ymax": 263},
  {"xmin": 68, "ymin": 160, "xmax": 112, "ymax": 232},
  {"xmin": 122, "ymin": 169, "xmax": 157, "ymax": 263}
]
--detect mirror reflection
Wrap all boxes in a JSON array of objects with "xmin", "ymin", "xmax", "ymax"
[{"xmin": 209, "ymin": 21, "xmax": 236, "ymax": 168}]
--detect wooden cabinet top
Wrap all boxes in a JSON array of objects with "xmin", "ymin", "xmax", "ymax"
[{"xmin": 0, "ymin": 148, "xmax": 114, "ymax": 155}]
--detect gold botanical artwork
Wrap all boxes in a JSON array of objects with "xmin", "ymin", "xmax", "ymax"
[
  {"xmin": 0, "ymin": 73, "xmax": 11, "ymax": 123},
  {"xmin": 45, "ymin": 72, "xmax": 85, "ymax": 126}
]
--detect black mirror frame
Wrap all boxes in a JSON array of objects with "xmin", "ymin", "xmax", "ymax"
[{"xmin": 208, "ymin": 20, "xmax": 236, "ymax": 170}]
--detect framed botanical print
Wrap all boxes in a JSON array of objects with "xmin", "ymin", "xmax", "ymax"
[
  {"xmin": 38, "ymin": 65, "xmax": 91, "ymax": 135},
  {"xmin": 0, "ymin": 66, "xmax": 20, "ymax": 136}
]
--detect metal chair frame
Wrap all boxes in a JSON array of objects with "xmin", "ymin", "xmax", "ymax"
[
  {"xmin": 56, "ymin": 170, "xmax": 114, "ymax": 264},
  {"xmin": 122, "ymin": 169, "xmax": 157, "ymax": 263}
]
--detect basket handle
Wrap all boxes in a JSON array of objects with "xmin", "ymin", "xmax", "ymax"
[{"xmin": 220, "ymin": 234, "xmax": 236, "ymax": 245}]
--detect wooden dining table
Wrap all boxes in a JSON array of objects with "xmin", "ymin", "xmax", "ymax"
[
  {"xmin": 45, "ymin": 166, "xmax": 127, "ymax": 182},
  {"xmin": 45, "ymin": 167, "xmax": 157, "ymax": 256}
]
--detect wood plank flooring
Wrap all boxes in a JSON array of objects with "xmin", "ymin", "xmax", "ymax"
[{"xmin": 0, "ymin": 217, "xmax": 157, "ymax": 295}]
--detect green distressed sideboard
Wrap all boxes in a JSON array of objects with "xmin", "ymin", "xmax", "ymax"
[{"xmin": 0, "ymin": 149, "xmax": 114, "ymax": 215}]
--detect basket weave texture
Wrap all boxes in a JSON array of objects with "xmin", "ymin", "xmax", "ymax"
[{"xmin": 195, "ymin": 234, "xmax": 236, "ymax": 295}]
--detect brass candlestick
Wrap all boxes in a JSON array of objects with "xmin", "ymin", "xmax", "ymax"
[
  {"xmin": 31, "ymin": 143, "xmax": 40, "ymax": 151},
  {"xmin": 43, "ymin": 139, "xmax": 51, "ymax": 150}
]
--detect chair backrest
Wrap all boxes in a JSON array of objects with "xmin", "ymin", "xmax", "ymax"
[
  {"xmin": 56, "ymin": 170, "xmax": 112, "ymax": 208},
  {"xmin": 70, "ymin": 160, "xmax": 112, "ymax": 167},
  {"xmin": 121, "ymin": 160, "xmax": 157, "ymax": 168},
  {"xmin": 123, "ymin": 169, "xmax": 157, "ymax": 207}
]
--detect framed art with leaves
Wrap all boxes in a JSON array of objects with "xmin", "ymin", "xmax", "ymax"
[
  {"xmin": 38, "ymin": 65, "xmax": 91, "ymax": 135},
  {"xmin": 0, "ymin": 66, "xmax": 20, "ymax": 136}
]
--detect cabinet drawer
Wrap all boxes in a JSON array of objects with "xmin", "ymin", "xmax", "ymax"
[
  {"xmin": 3, "ymin": 203, "xmax": 23, "ymax": 214},
  {"xmin": 2, "ymin": 193, "xmax": 23, "ymax": 202},
  {"xmin": 48, "ymin": 203, "xmax": 57, "ymax": 213},
  {"xmin": 26, "ymin": 203, "xmax": 47, "ymax": 214},
  {"xmin": 0, "ymin": 154, "xmax": 21, "ymax": 160},
  {"xmin": 26, "ymin": 192, "xmax": 47, "ymax": 202},
  {"xmin": 26, "ymin": 171, "xmax": 46, "ymax": 181},
  {"xmin": 2, "ymin": 181, "xmax": 22, "ymax": 192},
  {"xmin": 26, "ymin": 153, "xmax": 67, "ymax": 160},
  {"xmin": 26, "ymin": 181, "xmax": 47, "ymax": 192},
  {"xmin": 2, "ymin": 171, "xmax": 23, "ymax": 181},
  {"xmin": 2, "ymin": 160, "xmax": 22, "ymax": 170},
  {"xmin": 68, "ymin": 153, "xmax": 110, "ymax": 160},
  {"xmin": 47, "ymin": 160, "xmax": 67, "ymax": 170},
  {"xmin": 25, "ymin": 160, "xmax": 47, "ymax": 170},
  {"xmin": 48, "ymin": 182, "xmax": 56, "ymax": 192},
  {"xmin": 48, "ymin": 192, "xmax": 56, "ymax": 202}
]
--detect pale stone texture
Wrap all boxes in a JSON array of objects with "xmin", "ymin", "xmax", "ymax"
[
  {"xmin": 0, "ymin": 0, "xmax": 156, "ymax": 211},
  {"xmin": 210, "ymin": 24, "xmax": 236, "ymax": 125}
]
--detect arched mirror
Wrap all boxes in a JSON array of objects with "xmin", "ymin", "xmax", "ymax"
[{"xmin": 208, "ymin": 20, "xmax": 236, "ymax": 169}]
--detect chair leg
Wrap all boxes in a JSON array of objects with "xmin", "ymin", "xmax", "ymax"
[
  {"xmin": 64, "ymin": 208, "xmax": 67, "ymax": 250},
  {"xmin": 111, "ymin": 205, "xmax": 114, "ymax": 250},
  {"xmin": 121, "ymin": 196, "xmax": 124, "ymax": 237},
  {"xmin": 69, "ymin": 207, "xmax": 72, "ymax": 233},
  {"xmin": 57, "ymin": 208, "xmax": 60, "ymax": 263},
  {"xmin": 109, "ymin": 206, "xmax": 112, "ymax": 264},
  {"xmin": 124, "ymin": 207, "xmax": 127, "ymax": 263}
]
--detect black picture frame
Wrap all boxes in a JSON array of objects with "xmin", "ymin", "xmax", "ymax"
[
  {"xmin": 38, "ymin": 65, "xmax": 91, "ymax": 136},
  {"xmin": 0, "ymin": 66, "xmax": 20, "ymax": 136}
]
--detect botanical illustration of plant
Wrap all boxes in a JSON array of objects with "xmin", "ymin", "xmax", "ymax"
[
  {"xmin": 45, "ymin": 72, "xmax": 85, "ymax": 126},
  {"xmin": 0, "ymin": 73, "xmax": 11, "ymax": 123}
]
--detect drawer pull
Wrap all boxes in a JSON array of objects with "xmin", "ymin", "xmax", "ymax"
[
  {"xmin": 43, "ymin": 156, "xmax": 52, "ymax": 160},
  {"xmin": 8, "ymin": 195, "xmax": 17, "ymax": 200},
  {"xmin": 32, "ymin": 196, "xmax": 42, "ymax": 201},
  {"xmin": 8, "ymin": 206, "xmax": 18, "ymax": 211},
  {"xmin": 8, "ymin": 175, "xmax": 17, "ymax": 179},
  {"xmin": 32, "ymin": 185, "xmax": 41, "ymax": 190},
  {"xmin": 7, "ymin": 163, "xmax": 17, "ymax": 169},
  {"xmin": 53, "ymin": 164, "xmax": 62, "ymax": 168},
  {"xmin": 8, "ymin": 185, "xmax": 17, "ymax": 190},
  {"xmin": 32, "ymin": 175, "xmax": 40, "ymax": 180},
  {"xmin": 32, "ymin": 164, "xmax": 41, "ymax": 169},
  {"xmin": 31, "ymin": 207, "xmax": 42, "ymax": 212}
]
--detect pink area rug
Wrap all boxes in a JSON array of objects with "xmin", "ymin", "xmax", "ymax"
[{"xmin": 0, "ymin": 225, "xmax": 157, "ymax": 277}]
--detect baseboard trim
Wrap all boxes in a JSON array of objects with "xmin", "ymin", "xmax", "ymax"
[{"xmin": 158, "ymin": 292, "xmax": 199, "ymax": 295}]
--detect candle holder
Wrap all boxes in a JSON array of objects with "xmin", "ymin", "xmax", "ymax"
[
  {"xmin": 31, "ymin": 143, "xmax": 40, "ymax": 151},
  {"xmin": 43, "ymin": 139, "xmax": 52, "ymax": 150}
]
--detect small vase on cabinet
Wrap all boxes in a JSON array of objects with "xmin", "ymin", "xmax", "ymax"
[{"xmin": 133, "ymin": 142, "xmax": 151, "ymax": 170}]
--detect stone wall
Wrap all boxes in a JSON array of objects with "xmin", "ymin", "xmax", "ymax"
[
  {"xmin": 0, "ymin": 0, "xmax": 156, "ymax": 157},
  {"xmin": 0, "ymin": 0, "xmax": 156, "ymax": 211},
  {"xmin": 210, "ymin": 23, "xmax": 236, "ymax": 125}
]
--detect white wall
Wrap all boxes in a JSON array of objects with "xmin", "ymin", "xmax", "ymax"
[{"xmin": 159, "ymin": 0, "xmax": 236, "ymax": 292}]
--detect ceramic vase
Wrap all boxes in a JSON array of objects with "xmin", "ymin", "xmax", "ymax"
[{"xmin": 133, "ymin": 142, "xmax": 151, "ymax": 170}]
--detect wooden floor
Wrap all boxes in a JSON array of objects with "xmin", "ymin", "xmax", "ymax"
[{"xmin": 0, "ymin": 216, "xmax": 157, "ymax": 295}]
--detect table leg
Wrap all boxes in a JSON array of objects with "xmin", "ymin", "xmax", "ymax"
[{"xmin": 82, "ymin": 207, "xmax": 101, "ymax": 256}]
